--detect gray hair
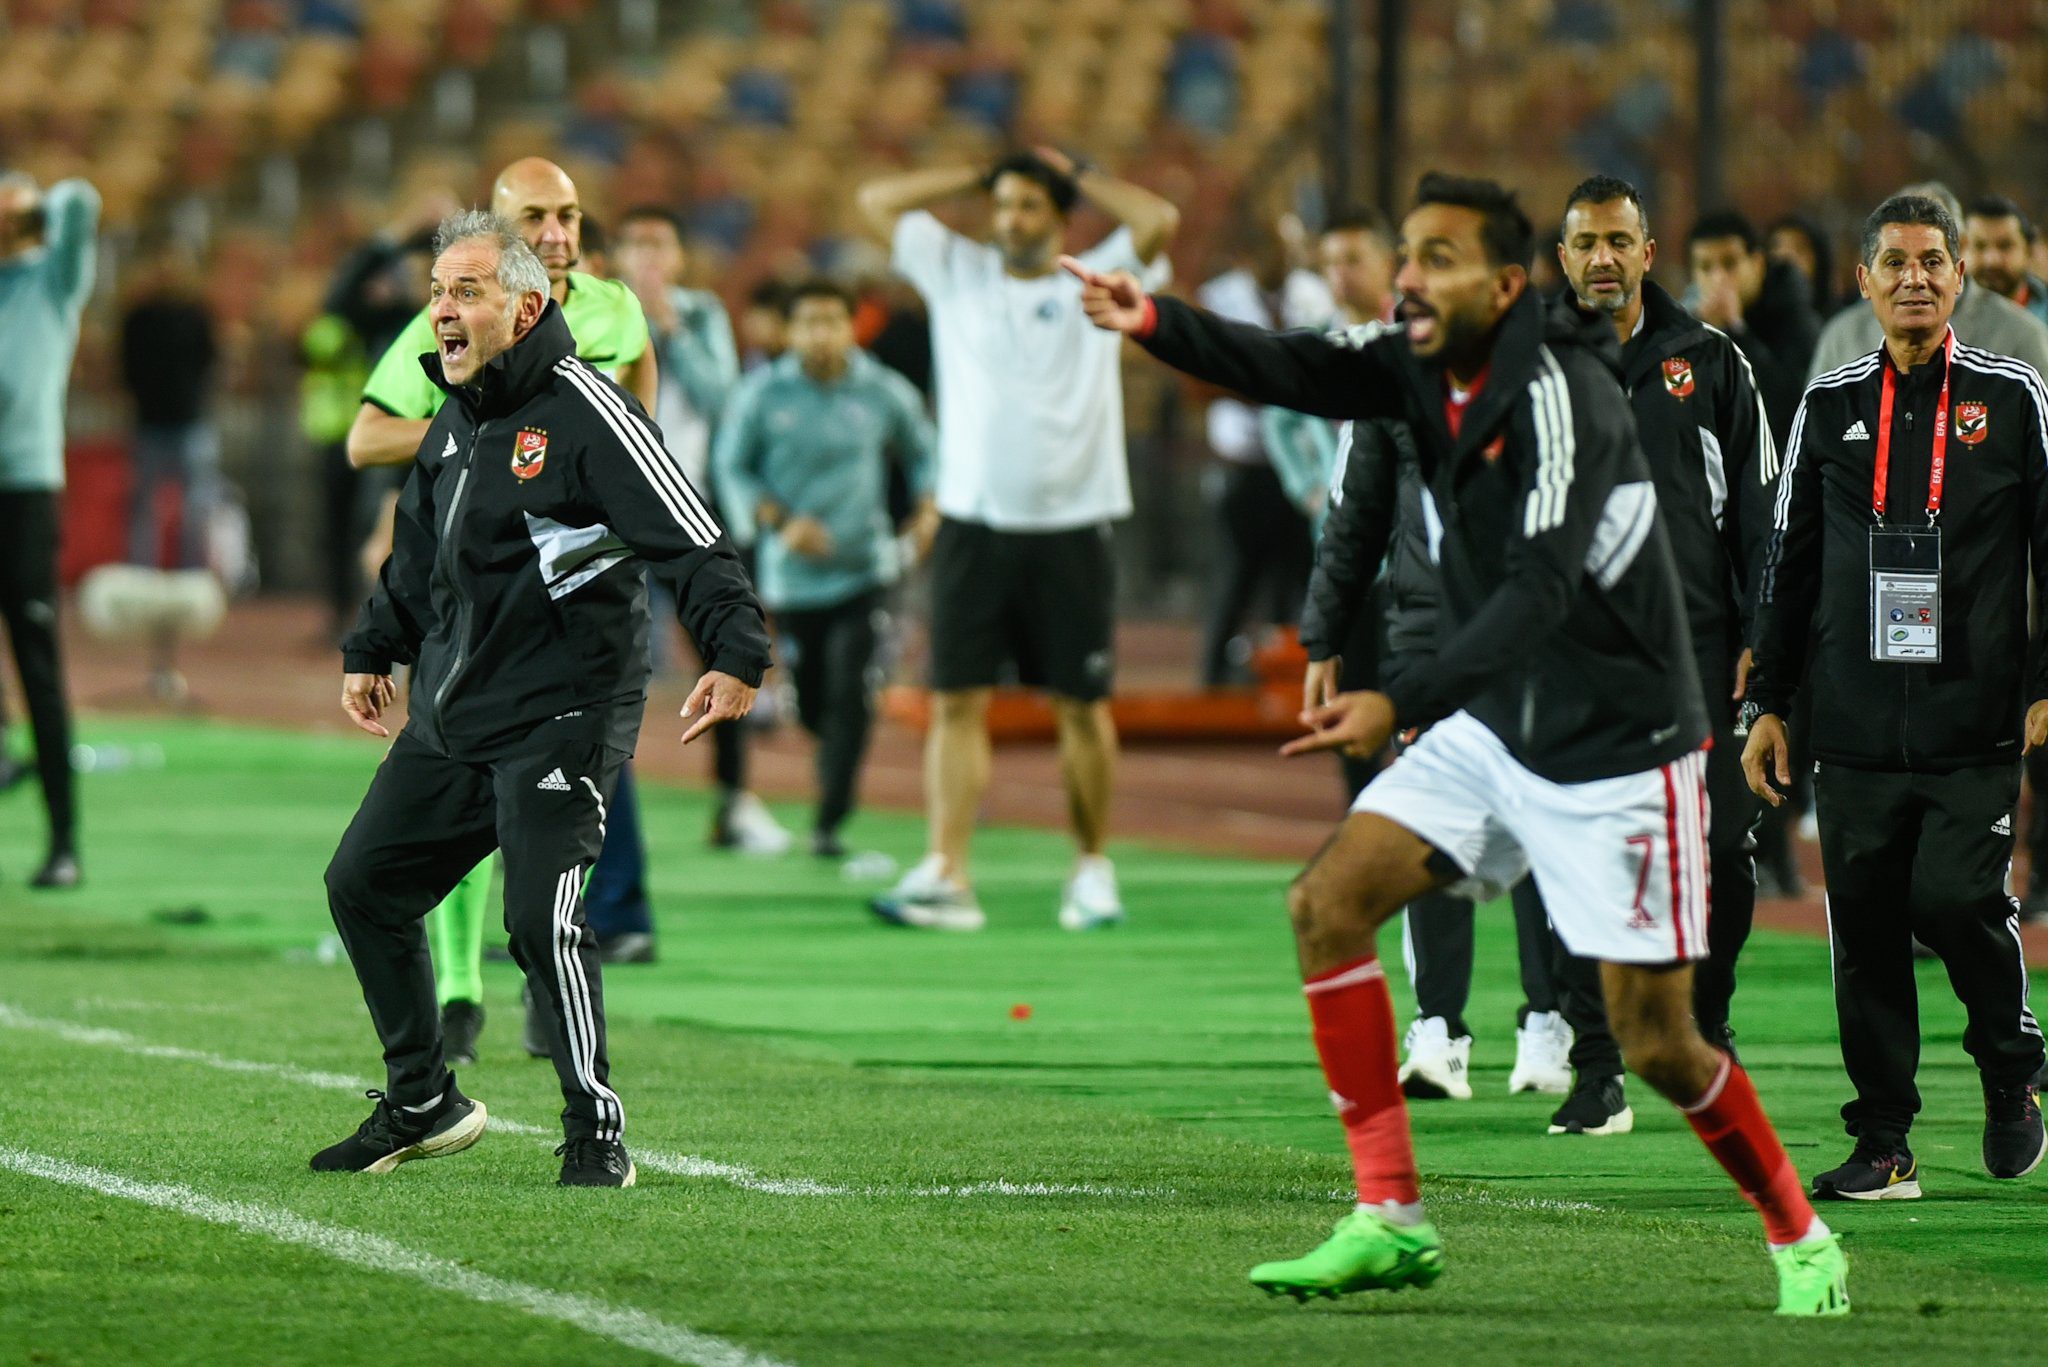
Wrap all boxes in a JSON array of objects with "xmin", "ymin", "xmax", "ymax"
[
  {"xmin": 432, "ymin": 209, "xmax": 550, "ymax": 297},
  {"xmin": 1861, "ymin": 194, "xmax": 1961, "ymax": 266}
]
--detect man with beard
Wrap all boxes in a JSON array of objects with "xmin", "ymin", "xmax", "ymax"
[
  {"xmin": 854, "ymin": 149, "xmax": 1177, "ymax": 931},
  {"xmin": 343, "ymin": 158, "xmax": 663, "ymax": 1065},
  {"xmin": 1067, "ymin": 172, "xmax": 1849, "ymax": 1316}
]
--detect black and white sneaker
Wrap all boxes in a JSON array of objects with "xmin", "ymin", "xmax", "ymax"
[
  {"xmin": 557, "ymin": 1137, "xmax": 636, "ymax": 1187},
  {"xmin": 310, "ymin": 1086, "xmax": 487, "ymax": 1173},
  {"xmin": 440, "ymin": 1000, "xmax": 485, "ymax": 1067},
  {"xmin": 1812, "ymin": 1141, "xmax": 1920, "ymax": 1200},
  {"xmin": 1983, "ymin": 1085, "xmax": 2046, "ymax": 1179},
  {"xmin": 1547, "ymin": 1076, "xmax": 1634, "ymax": 1135},
  {"xmin": 597, "ymin": 931, "xmax": 657, "ymax": 965}
]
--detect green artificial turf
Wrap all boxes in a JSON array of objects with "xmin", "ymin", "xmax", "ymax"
[{"xmin": 0, "ymin": 717, "xmax": 2042, "ymax": 1364}]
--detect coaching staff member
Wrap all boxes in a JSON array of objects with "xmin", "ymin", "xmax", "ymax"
[
  {"xmin": 1746, "ymin": 194, "xmax": 2048, "ymax": 1199},
  {"xmin": 314, "ymin": 212, "xmax": 768, "ymax": 1187}
]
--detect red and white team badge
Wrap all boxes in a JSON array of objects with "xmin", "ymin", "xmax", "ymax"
[
  {"xmin": 1955, "ymin": 401, "xmax": 1989, "ymax": 445},
  {"xmin": 1662, "ymin": 357, "xmax": 1695, "ymax": 399},
  {"xmin": 511, "ymin": 427, "xmax": 548, "ymax": 480}
]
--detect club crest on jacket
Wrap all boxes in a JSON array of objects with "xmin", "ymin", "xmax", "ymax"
[
  {"xmin": 512, "ymin": 427, "xmax": 548, "ymax": 480},
  {"xmin": 1955, "ymin": 401, "xmax": 1988, "ymax": 445},
  {"xmin": 1662, "ymin": 357, "xmax": 1694, "ymax": 399}
]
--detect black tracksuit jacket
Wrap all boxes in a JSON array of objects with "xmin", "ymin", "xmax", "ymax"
[
  {"xmin": 1141, "ymin": 288, "xmax": 1707, "ymax": 784},
  {"xmin": 342, "ymin": 301, "xmax": 772, "ymax": 761},
  {"xmin": 1749, "ymin": 333, "xmax": 2048, "ymax": 770},
  {"xmin": 1580, "ymin": 280, "xmax": 1779, "ymax": 695}
]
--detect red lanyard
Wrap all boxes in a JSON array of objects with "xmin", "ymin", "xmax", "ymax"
[{"xmin": 1873, "ymin": 328, "xmax": 1953, "ymax": 523}]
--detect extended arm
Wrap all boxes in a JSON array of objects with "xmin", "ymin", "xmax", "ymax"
[
  {"xmin": 346, "ymin": 403, "xmax": 434, "ymax": 470},
  {"xmin": 857, "ymin": 165, "xmax": 985, "ymax": 243},
  {"xmin": 1071, "ymin": 166, "xmax": 1179, "ymax": 264}
]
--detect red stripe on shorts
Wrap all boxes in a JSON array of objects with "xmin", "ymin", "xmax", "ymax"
[{"xmin": 1663, "ymin": 761, "xmax": 1687, "ymax": 959}]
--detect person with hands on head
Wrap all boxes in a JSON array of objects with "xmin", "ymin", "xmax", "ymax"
[
  {"xmin": 1743, "ymin": 193, "xmax": 2048, "ymax": 1202},
  {"xmin": 318, "ymin": 211, "xmax": 769, "ymax": 1190},
  {"xmin": 855, "ymin": 146, "xmax": 1177, "ymax": 932},
  {"xmin": 1069, "ymin": 171, "xmax": 1849, "ymax": 1317}
]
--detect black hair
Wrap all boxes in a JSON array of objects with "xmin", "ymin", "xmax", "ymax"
[
  {"xmin": 1965, "ymin": 193, "xmax": 2035, "ymax": 243},
  {"xmin": 1562, "ymin": 174, "xmax": 1648, "ymax": 237},
  {"xmin": 1322, "ymin": 205, "xmax": 1393, "ymax": 244},
  {"xmin": 618, "ymin": 204, "xmax": 686, "ymax": 239},
  {"xmin": 1411, "ymin": 172, "xmax": 1534, "ymax": 269},
  {"xmin": 747, "ymin": 278, "xmax": 790, "ymax": 311},
  {"xmin": 782, "ymin": 277, "xmax": 856, "ymax": 318},
  {"xmin": 1688, "ymin": 209, "xmax": 1760, "ymax": 253},
  {"xmin": 1860, "ymin": 194, "xmax": 1960, "ymax": 265},
  {"xmin": 982, "ymin": 152, "xmax": 1079, "ymax": 215},
  {"xmin": 1764, "ymin": 213, "xmax": 1832, "ymax": 296},
  {"xmin": 578, "ymin": 215, "xmax": 605, "ymax": 256}
]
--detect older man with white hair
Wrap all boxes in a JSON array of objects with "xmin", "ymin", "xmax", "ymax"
[
  {"xmin": 315, "ymin": 212, "xmax": 770, "ymax": 1187},
  {"xmin": 0, "ymin": 170, "xmax": 98, "ymax": 889}
]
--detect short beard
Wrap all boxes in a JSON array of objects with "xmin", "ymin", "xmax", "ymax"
[
  {"xmin": 999, "ymin": 236, "xmax": 1056, "ymax": 274},
  {"xmin": 1433, "ymin": 307, "xmax": 1501, "ymax": 377},
  {"xmin": 1579, "ymin": 283, "xmax": 1634, "ymax": 316}
]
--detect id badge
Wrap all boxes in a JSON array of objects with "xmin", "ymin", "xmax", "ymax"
[{"xmin": 1869, "ymin": 524, "xmax": 1941, "ymax": 662}]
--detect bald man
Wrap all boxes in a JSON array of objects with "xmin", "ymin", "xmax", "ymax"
[{"xmin": 342, "ymin": 157, "xmax": 668, "ymax": 1066}]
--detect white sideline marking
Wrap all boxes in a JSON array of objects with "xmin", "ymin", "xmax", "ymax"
[
  {"xmin": 0, "ymin": 1146, "xmax": 789, "ymax": 1367},
  {"xmin": 0, "ymin": 1004, "xmax": 1172, "ymax": 1201}
]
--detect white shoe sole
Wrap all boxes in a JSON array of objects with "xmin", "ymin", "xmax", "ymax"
[
  {"xmin": 871, "ymin": 898, "xmax": 986, "ymax": 932},
  {"xmin": 1508, "ymin": 1068, "xmax": 1572, "ymax": 1096},
  {"xmin": 1827, "ymin": 1179, "xmax": 1921, "ymax": 1200},
  {"xmin": 1059, "ymin": 903, "xmax": 1125, "ymax": 931},
  {"xmin": 365, "ymin": 1100, "xmax": 488, "ymax": 1174},
  {"xmin": 1987, "ymin": 1130, "xmax": 2046, "ymax": 1179},
  {"xmin": 1547, "ymin": 1105, "xmax": 1634, "ymax": 1136},
  {"xmin": 1398, "ymin": 1065, "xmax": 1473, "ymax": 1101}
]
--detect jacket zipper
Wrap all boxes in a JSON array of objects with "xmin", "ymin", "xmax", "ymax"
[{"xmin": 430, "ymin": 419, "xmax": 486, "ymax": 732}]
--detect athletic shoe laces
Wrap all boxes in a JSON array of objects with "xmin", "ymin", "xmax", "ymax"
[
  {"xmin": 556, "ymin": 1137, "xmax": 623, "ymax": 1174},
  {"xmin": 1984, "ymin": 1087, "xmax": 2040, "ymax": 1124},
  {"xmin": 355, "ymin": 1090, "xmax": 422, "ymax": 1149}
]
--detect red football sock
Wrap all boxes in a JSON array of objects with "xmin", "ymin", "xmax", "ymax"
[
  {"xmin": 1304, "ymin": 955, "xmax": 1419, "ymax": 1206},
  {"xmin": 1682, "ymin": 1053, "xmax": 1817, "ymax": 1245}
]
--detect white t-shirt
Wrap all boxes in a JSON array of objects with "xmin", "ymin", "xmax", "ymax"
[
  {"xmin": 891, "ymin": 210, "xmax": 1172, "ymax": 531},
  {"xmin": 1197, "ymin": 267, "xmax": 1336, "ymax": 465}
]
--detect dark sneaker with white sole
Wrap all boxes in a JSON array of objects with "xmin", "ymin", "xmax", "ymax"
[
  {"xmin": 1983, "ymin": 1085, "xmax": 2045, "ymax": 1179},
  {"xmin": 1811, "ymin": 1142, "xmax": 1919, "ymax": 1200},
  {"xmin": 310, "ymin": 1086, "xmax": 486, "ymax": 1173},
  {"xmin": 557, "ymin": 1137, "xmax": 636, "ymax": 1187},
  {"xmin": 1547, "ymin": 1075, "xmax": 1633, "ymax": 1135},
  {"xmin": 440, "ymin": 1000, "xmax": 485, "ymax": 1068}
]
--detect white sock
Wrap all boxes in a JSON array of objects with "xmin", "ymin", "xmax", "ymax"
[
  {"xmin": 401, "ymin": 1090, "xmax": 445, "ymax": 1115},
  {"xmin": 1358, "ymin": 1199, "xmax": 1427, "ymax": 1227},
  {"xmin": 1768, "ymin": 1215, "xmax": 1831, "ymax": 1252}
]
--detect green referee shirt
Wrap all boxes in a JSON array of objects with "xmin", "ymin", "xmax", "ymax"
[{"xmin": 360, "ymin": 270, "xmax": 650, "ymax": 419}]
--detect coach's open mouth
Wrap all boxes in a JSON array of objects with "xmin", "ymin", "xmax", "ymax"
[{"xmin": 439, "ymin": 332, "xmax": 470, "ymax": 365}]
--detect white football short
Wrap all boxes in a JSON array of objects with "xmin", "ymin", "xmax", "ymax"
[{"xmin": 1350, "ymin": 710, "xmax": 1710, "ymax": 964}]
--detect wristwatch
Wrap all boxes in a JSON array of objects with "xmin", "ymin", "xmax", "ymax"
[{"xmin": 1735, "ymin": 700, "xmax": 1764, "ymax": 737}]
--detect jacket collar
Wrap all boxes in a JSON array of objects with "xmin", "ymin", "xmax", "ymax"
[
  {"xmin": 1618, "ymin": 280, "xmax": 1710, "ymax": 384},
  {"xmin": 1407, "ymin": 288, "xmax": 1602, "ymax": 467},
  {"xmin": 423, "ymin": 298, "xmax": 577, "ymax": 415}
]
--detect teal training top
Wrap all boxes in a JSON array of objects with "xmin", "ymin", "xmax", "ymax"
[
  {"xmin": 0, "ymin": 181, "xmax": 100, "ymax": 491},
  {"xmin": 713, "ymin": 350, "xmax": 935, "ymax": 611}
]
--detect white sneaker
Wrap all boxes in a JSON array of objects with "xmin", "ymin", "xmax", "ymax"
[
  {"xmin": 869, "ymin": 854, "xmax": 985, "ymax": 932},
  {"xmin": 1398, "ymin": 1016, "xmax": 1473, "ymax": 1100},
  {"xmin": 720, "ymin": 792, "xmax": 793, "ymax": 856},
  {"xmin": 1509, "ymin": 1009, "xmax": 1574, "ymax": 1095},
  {"xmin": 1058, "ymin": 855, "xmax": 1125, "ymax": 930}
]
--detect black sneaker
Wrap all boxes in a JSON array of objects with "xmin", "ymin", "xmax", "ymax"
[
  {"xmin": 1547, "ymin": 1076, "xmax": 1634, "ymax": 1135},
  {"xmin": 310, "ymin": 1086, "xmax": 486, "ymax": 1173},
  {"xmin": 1984, "ymin": 1084, "xmax": 2046, "ymax": 1179},
  {"xmin": 440, "ymin": 1000, "xmax": 485, "ymax": 1067},
  {"xmin": 812, "ymin": 828, "xmax": 847, "ymax": 860},
  {"xmin": 1812, "ymin": 1141, "xmax": 1920, "ymax": 1200},
  {"xmin": 556, "ymin": 1136, "xmax": 636, "ymax": 1187},
  {"xmin": 520, "ymin": 981, "xmax": 553, "ymax": 1059},
  {"xmin": 30, "ymin": 851, "xmax": 80, "ymax": 889},
  {"xmin": 597, "ymin": 931, "xmax": 657, "ymax": 965}
]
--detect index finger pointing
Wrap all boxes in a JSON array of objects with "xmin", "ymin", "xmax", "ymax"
[{"xmin": 1058, "ymin": 255, "xmax": 1098, "ymax": 286}]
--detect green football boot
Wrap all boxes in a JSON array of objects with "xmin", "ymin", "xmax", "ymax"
[
  {"xmin": 1772, "ymin": 1234, "xmax": 1851, "ymax": 1317},
  {"xmin": 1249, "ymin": 1208, "xmax": 1446, "ymax": 1301}
]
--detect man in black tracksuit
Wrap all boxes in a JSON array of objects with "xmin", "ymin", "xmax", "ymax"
[
  {"xmin": 313, "ymin": 213, "xmax": 770, "ymax": 1187},
  {"xmin": 1532, "ymin": 177, "xmax": 1781, "ymax": 1132},
  {"xmin": 1298, "ymin": 344, "xmax": 1565, "ymax": 1104},
  {"xmin": 1747, "ymin": 194, "xmax": 2048, "ymax": 1197},
  {"xmin": 1067, "ymin": 174, "xmax": 1847, "ymax": 1312}
]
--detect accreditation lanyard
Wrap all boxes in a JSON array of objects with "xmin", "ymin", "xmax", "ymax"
[{"xmin": 1872, "ymin": 328, "xmax": 1954, "ymax": 525}]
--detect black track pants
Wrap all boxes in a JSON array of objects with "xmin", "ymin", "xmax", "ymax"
[{"xmin": 325, "ymin": 731, "xmax": 629, "ymax": 1139}]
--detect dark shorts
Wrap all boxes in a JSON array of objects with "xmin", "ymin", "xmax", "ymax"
[{"xmin": 928, "ymin": 517, "xmax": 1115, "ymax": 701}]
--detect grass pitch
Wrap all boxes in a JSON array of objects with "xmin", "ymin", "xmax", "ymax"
[{"xmin": 1, "ymin": 717, "xmax": 2042, "ymax": 1364}]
